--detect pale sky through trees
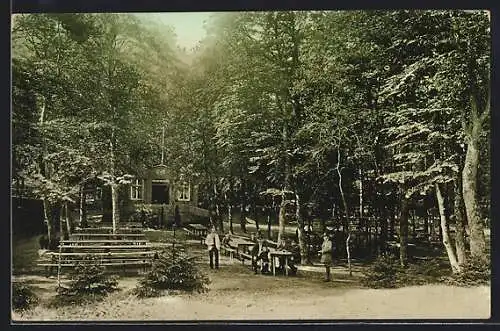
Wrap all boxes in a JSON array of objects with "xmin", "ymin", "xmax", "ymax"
[{"xmin": 135, "ymin": 12, "xmax": 212, "ymax": 51}]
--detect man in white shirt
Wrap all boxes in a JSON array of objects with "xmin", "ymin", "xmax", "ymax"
[{"xmin": 205, "ymin": 226, "xmax": 221, "ymax": 269}]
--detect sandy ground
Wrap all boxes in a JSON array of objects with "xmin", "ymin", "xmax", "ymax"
[{"xmin": 12, "ymin": 255, "xmax": 491, "ymax": 321}]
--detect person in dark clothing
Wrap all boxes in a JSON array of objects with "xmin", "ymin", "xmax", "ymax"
[
  {"xmin": 39, "ymin": 235, "xmax": 49, "ymax": 250},
  {"xmin": 174, "ymin": 205, "xmax": 181, "ymax": 228},
  {"xmin": 251, "ymin": 236, "xmax": 270, "ymax": 274},
  {"xmin": 205, "ymin": 226, "xmax": 221, "ymax": 269}
]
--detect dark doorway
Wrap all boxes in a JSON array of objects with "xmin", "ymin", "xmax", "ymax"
[{"xmin": 152, "ymin": 183, "xmax": 169, "ymax": 204}]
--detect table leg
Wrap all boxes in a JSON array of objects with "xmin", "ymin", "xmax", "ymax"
[{"xmin": 273, "ymin": 257, "xmax": 276, "ymax": 276}]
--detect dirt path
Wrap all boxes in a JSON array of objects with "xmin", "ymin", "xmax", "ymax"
[
  {"xmin": 12, "ymin": 240, "xmax": 490, "ymax": 321},
  {"xmin": 12, "ymin": 265, "xmax": 490, "ymax": 321}
]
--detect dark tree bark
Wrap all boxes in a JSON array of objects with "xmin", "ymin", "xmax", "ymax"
[
  {"xmin": 79, "ymin": 186, "xmax": 88, "ymax": 228},
  {"xmin": 228, "ymin": 203, "xmax": 233, "ymax": 234},
  {"xmin": 462, "ymin": 116, "xmax": 487, "ymax": 259},
  {"xmin": 454, "ymin": 177, "xmax": 467, "ymax": 265},
  {"xmin": 399, "ymin": 195, "xmax": 409, "ymax": 267}
]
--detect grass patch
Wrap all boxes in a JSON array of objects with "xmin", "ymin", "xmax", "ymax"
[{"xmin": 362, "ymin": 255, "xmax": 452, "ymax": 288}]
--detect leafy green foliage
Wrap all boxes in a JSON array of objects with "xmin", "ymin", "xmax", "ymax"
[
  {"xmin": 362, "ymin": 256, "xmax": 452, "ymax": 288},
  {"xmin": 362, "ymin": 255, "xmax": 401, "ymax": 288},
  {"xmin": 12, "ymin": 282, "xmax": 39, "ymax": 312},
  {"xmin": 55, "ymin": 255, "xmax": 118, "ymax": 305},
  {"xmin": 446, "ymin": 258, "xmax": 491, "ymax": 286},
  {"xmin": 134, "ymin": 249, "xmax": 210, "ymax": 297}
]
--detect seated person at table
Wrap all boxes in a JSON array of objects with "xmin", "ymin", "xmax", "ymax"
[
  {"xmin": 251, "ymin": 238, "xmax": 270, "ymax": 274},
  {"xmin": 221, "ymin": 233, "xmax": 232, "ymax": 247}
]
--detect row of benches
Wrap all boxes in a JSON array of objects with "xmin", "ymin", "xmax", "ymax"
[{"xmin": 37, "ymin": 229, "xmax": 155, "ymax": 273}]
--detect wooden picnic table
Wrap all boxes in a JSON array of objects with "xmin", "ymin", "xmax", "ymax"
[
  {"xmin": 269, "ymin": 249, "xmax": 294, "ymax": 276},
  {"xmin": 228, "ymin": 238, "xmax": 255, "ymax": 260}
]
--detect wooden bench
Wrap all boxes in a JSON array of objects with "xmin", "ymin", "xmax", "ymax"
[
  {"xmin": 61, "ymin": 239, "xmax": 149, "ymax": 245},
  {"xmin": 74, "ymin": 227, "xmax": 144, "ymax": 234},
  {"xmin": 70, "ymin": 233, "xmax": 146, "ymax": 240}
]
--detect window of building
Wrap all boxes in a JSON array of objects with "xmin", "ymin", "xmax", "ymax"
[
  {"xmin": 177, "ymin": 182, "xmax": 190, "ymax": 201},
  {"xmin": 130, "ymin": 179, "xmax": 144, "ymax": 200}
]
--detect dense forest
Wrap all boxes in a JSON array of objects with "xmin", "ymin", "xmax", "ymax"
[{"xmin": 12, "ymin": 10, "xmax": 490, "ymax": 274}]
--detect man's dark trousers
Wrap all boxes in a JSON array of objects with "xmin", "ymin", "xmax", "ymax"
[{"xmin": 209, "ymin": 247, "xmax": 219, "ymax": 269}]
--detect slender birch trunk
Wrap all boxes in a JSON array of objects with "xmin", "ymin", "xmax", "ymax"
[
  {"xmin": 295, "ymin": 193, "xmax": 311, "ymax": 265},
  {"xmin": 79, "ymin": 185, "xmax": 87, "ymax": 228},
  {"xmin": 435, "ymin": 183, "xmax": 461, "ymax": 273},
  {"xmin": 399, "ymin": 194, "xmax": 409, "ymax": 267},
  {"xmin": 111, "ymin": 184, "xmax": 119, "ymax": 234},
  {"xmin": 65, "ymin": 201, "xmax": 72, "ymax": 239},
  {"xmin": 336, "ymin": 149, "xmax": 352, "ymax": 276}
]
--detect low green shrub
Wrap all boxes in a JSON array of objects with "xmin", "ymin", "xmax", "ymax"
[
  {"xmin": 134, "ymin": 248, "xmax": 210, "ymax": 298},
  {"xmin": 447, "ymin": 258, "xmax": 491, "ymax": 286},
  {"xmin": 12, "ymin": 282, "xmax": 39, "ymax": 312},
  {"xmin": 362, "ymin": 254, "xmax": 401, "ymax": 288},
  {"xmin": 397, "ymin": 258, "xmax": 451, "ymax": 286},
  {"xmin": 53, "ymin": 255, "xmax": 118, "ymax": 306},
  {"xmin": 362, "ymin": 255, "xmax": 452, "ymax": 288}
]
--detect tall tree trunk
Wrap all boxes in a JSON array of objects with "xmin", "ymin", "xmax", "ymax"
[
  {"xmin": 336, "ymin": 150, "xmax": 351, "ymax": 276},
  {"xmin": 79, "ymin": 185, "xmax": 88, "ymax": 228},
  {"xmin": 111, "ymin": 184, "xmax": 120, "ymax": 234},
  {"xmin": 380, "ymin": 207, "xmax": 388, "ymax": 255},
  {"xmin": 424, "ymin": 211, "xmax": 429, "ymax": 242},
  {"xmin": 389, "ymin": 210, "xmax": 395, "ymax": 240},
  {"xmin": 240, "ymin": 203, "xmax": 247, "ymax": 233},
  {"xmin": 295, "ymin": 193, "xmax": 311, "ymax": 265},
  {"xmin": 267, "ymin": 212, "xmax": 272, "ymax": 239},
  {"xmin": 224, "ymin": 188, "xmax": 233, "ymax": 234},
  {"xmin": 359, "ymin": 169, "xmax": 363, "ymax": 218},
  {"xmin": 58, "ymin": 203, "xmax": 66, "ymax": 240},
  {"xmin": 43, "ymin": 200, "xmax": 52, "ymax": 242},
  {"xmin": 228, "ymin": 203, "xmax": 233, "ymax": 234},
  {"xmin": 277, "ymin": 198, "xmax": 287, "ymax": 246},
  {"xmin": 436, "ymin": 183, "xmax": 461, "ymax": 273},
  {"xmin": 399, "ymin": 194, "xmax": 409, "ymax": 267},
  {"xmin": 462, "ymin": 118, "xmax": 486, "ymax": 260},
  {"xmin": 65, "ymin": 202, "xmax": 72, "ymax": 239},
  {"xmin": 214, "ymin": 183, "xmax": 223, "ymax": 231},
  {"xmin": 37, "ymin": 95, "xmax": 53, "ymax": 241},
  {"xmin": 454, "ymin": 177, "xmax": 467, "ymax": 265}
]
